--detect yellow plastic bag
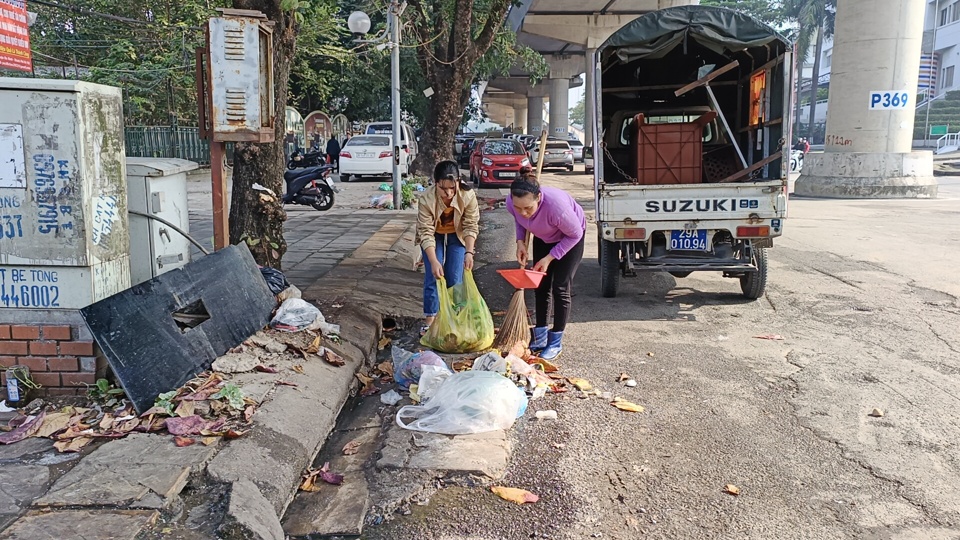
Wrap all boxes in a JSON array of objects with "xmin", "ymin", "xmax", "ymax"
[{"xmin": 421, "ymin": 270, "xmax": 494, "ymax": 353}]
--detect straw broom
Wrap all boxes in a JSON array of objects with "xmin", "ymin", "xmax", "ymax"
[{"xmin": 492, "ymin": 130, "xmax": 549, "ymax": 353}]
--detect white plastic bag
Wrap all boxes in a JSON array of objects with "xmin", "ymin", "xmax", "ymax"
[
  {"xmin": 270, "ymin": 298, "xmax": 340, "ymax": 334},
  {"xmin": 396, "ymin": 371, "xmax": 528, "ymax": 435},
  {"xmin": 392, "ymin": 347, "xmax": 450, "ymax": 389},
  {"xmin": 417, "ymin": 364, "xmax": 452, "ymax": 402},
  {"xmin": 471, "ymin": 352, "xmax": 508, "ymax": 373}
]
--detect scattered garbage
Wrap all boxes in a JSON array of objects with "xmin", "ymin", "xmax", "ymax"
[
  {"xmin": 472, "ymin": 351, "xmax": 509, "ymax": 373},
  {"xmin": 259, "ymin": 266, "xmax": 290, "ymax": 295},
  {"xmin": 300, "ymin": 462, "xmax": 344, "ymax": 491},
  {"xmin": 491, "ymin": 486, "xmax": 539, "ymax": 505},
  {"xmin": 417, "ymin": 365, "xmax": 452, "ymax": 402},
  {"xmin": 535, "ymin": 410, "xmax": 557, "ymax": 420},
  {"xmin": 611, "ymin": 397, "xmax": 645, "ymax": 413},
  {"xmin": 396, "ymin": 371, "xmax": 527, "ymax": 435},
  {"xmin": 392, "ymin": 347, "xmax": 451, "ymax": 389},
  {"xmin": 277, "ymin": 285, "xmax": 302, "ymax": 302},
  {"xmin": 624, "ymin": 379, "xmax": 637, "ymax": 388},
  {"xmin": 271, "ymin": 298, "xmax": 340, "ymax": 335},
  {"xmin": 380, "ymin": 389, "xmax": 403, "ymax": 406},
  {"xmin": 868, "ymin": 408, "xmax": 884, "ymax": 418},
  {"xmin": 724, "ymin": 484, "xmax": 741, "ymax": 496},
  {"xmin": 567, "ymin": 377, "xmax": 593, "ymax": 392},
  {"xmin": 420, "ymin": 271, "xmax": 494, "ymax": 353},
  {"xmin": 0, "ymin": 400, "xmax": 15, "ymax": 413},
  {"xmin": 370, "ymin": 194, "xmax": 394, "ymax": 209}
]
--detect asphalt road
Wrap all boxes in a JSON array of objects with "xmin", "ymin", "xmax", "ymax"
[{"xmin": 367, "ymin": 171, "xmax": 960, "ymax": 540}]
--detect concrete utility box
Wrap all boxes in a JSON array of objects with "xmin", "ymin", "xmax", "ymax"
[
  {"xmin": 208, "ymin": 9, "xmax": 275, "ymax": 142},
  {"xmin": 0, "ymin": 78, "xmax": 130, "ymax": 310},
  {"xmin": 126, "ymin": 158, "xmax": 196, "ymax": 286}
]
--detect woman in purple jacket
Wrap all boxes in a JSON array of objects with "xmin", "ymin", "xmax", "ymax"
[{"xmin": 507, "ymin": 170, "xmax": 586, "ymax": 360}]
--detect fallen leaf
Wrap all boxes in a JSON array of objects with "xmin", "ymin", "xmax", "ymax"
[
  {"xmin": 378, "ymin": 337, "xmax": 391, "ymax": 350},
  {"xmin": 618, "ymin": 373, "xmax": 630, "ymax": 382},
  {"xmin": 292, "ymin": 365, "xmax": 305, "ymax": 374},
  {"xmin": 243, "ymin": 405, "xmax": 256, "ymax": 423},
  {"xmin": 174, "ymin": 400, "xmax": 195, "ymax": 418},
  {"xmin": 342, "ymin": 439, "xmax": 362, "ymax": 455},
  {"xmin": 224, "ymin": 429, "xmax": 248, "ymax": 439},
  {"xmin": 452, "ymin": 359, "xmax": 474, "ymax": 371},
  {"xmin": 300, "ymin": 475, "xmax": 322, "ymax": 492},
  {"xmin": 34, "ymin": 413, "xmax": 74, "ymax": 438},
  {"xmin": 530, "ymin": 357, "xmax": 560, "ymax": 373},
  {"xmin": 611, "ymin": 398, "xmax": 645, "ymax": 413},
  {"xmin": 753, "ymin": 334, "xmax": 784, "ymax": 341},
  {"xmin": 201, "ymin": 437, "xmax": 219, "ymax": 446},
  {"xmin": 97, "ymin": 413, "xmax": 116, "ymax": 431},
  {"xmin": 376, "ymin": 361, "xmax": 394, "ymax": 377},
  {"xmin": 54, "ymin": 436, "xmax": 91, "ymax": 453},
  {"xmin": 360, "ymin": 382, "xmax": 379, "ymax": 397},
  {"xmin": 0, "ymin": 413, "xmax": 45, "ymax": 445},
  {"xmin": 869, "ymin": 408, "xmax": 884, "ymax": 418},
  {"xmin": 303, "ymin": 335, "xmax": 322, "ymax": 355},
  {"xmin": 255, "ymin": 365, "xmax": 279, "ymax": 373},
  {"xmin": 174, "ymin": 436, "xmax": 195, "ymax": 447},
  {"xmin": 165, "ymin": 415, "xmax": 209, "ymax": 436},
  {"xmin": 139, "ymin": 406, "xmax": 170, "ymax": 418},
  {"xmin": 319, "ymin": 462, "xmax": 344, "ymax": 485},
  {"xmin": 324, "ymin": 349, "xmax": 346, "ymax": 367},
  {"xmin": 277, "ymin": 380, "xmax": 299, "ymax": 387},
  {"xmin": 491, "ymin": 486, "xmax": 539, "ymax": 505},
  {"xmin": 724, "ymin": 484, "xmax": 741, "ymax": 496},
  {"xmin": 567, "ymin": 377, "xmax": 593, "ymax": 392},
  {"xmin": 356, "ymin": 372, "xmax": 374, "ymax": 386}
]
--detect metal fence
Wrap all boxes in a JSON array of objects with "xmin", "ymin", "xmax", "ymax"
[{"xmin": 124, "ymin": 126, "xmax": 234, "ymax": 165}]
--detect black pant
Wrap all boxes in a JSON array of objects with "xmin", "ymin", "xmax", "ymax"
[{"xmin": 532, "ymin": 233, "xmax": 585, "ymax": 332}]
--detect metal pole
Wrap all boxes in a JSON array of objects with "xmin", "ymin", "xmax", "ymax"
[
  {"xmin": 925, "ymin": 0, "xmax": 941, "ymax": 148},
  {"xmin": 389, "ymin": 1, "xmax": 403, "ymax": 210},
  {"xmin": 211, "ymin": 141, "xmax": 229, "ymax": 250}
]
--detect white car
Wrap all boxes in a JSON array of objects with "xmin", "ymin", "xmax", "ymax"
[
  {"xmin": 339, "ymin": 135, "xmax": 405, "ymax": 182},
  {"xmin": 529, "ymin": 140, "xmax": 575, "ymax": 172},
  {"xmin": 364, "ymin": 121, "xmax": 418, "ymax": 167},
  {"xmin": 568, "ymin": 139, "xmax": 584, "ymax": 162}
]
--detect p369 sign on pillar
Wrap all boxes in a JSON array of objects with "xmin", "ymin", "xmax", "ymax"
[{"xmin": 868, "ymin": 91, "xmax": 910, "ymax": 110}]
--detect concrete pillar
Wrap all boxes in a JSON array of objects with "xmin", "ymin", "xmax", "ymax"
[
  {"xmin": 795, "ymin": 0, "xmax": 936, "ymax": 198},
  {"xmin": 584, "ymin": 49, "xmax": 597, "ymax": 146},
  {"xmin": 527, "ymin": 96, "xmax": 544, "ymax": 134},
  {"xmin": 549, "ymin": 77, "xmax": 570, "ymax": 138},
  {"xmin": 515, "ymin": 105, "xmax": 527, "ymax": 134}
]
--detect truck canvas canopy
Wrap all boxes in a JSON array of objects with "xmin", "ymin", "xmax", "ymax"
[{"xmin": 596, "ymin": 5, "xmax": 793, "ymax": 185}]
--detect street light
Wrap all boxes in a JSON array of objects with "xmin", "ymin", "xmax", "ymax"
[{"xmin": 348, "ymin": 6, "xmax": 403, "ymax": 211}]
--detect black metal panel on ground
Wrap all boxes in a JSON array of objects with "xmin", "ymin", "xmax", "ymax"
[{"xmin": 81, "ymin": 245, "xmax": 275, "ymax": 413}]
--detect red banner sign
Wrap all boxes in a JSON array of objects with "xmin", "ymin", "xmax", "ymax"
[{"xmin": 0, "ymin": 0, "xmax": 31, "ymax": 72}]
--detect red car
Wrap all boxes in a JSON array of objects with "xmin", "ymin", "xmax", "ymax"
[{"xmin": 469, "ymin": 139, "xmax": 531, "ymax": 188}]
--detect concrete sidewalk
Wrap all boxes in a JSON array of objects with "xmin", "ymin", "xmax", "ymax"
[{"xmin": 0, "ymin": 212, "xmax": 423, "ymax": 540}]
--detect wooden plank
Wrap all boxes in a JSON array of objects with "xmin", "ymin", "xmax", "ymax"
[
  {"xmin": 717, "ymin": 151, "xmax": 783, "ymax": 184},
  {"xmin": 602, "ymin": 81, "xmax": 738, "ymax": 93},
  {"xmin": 81, "ymin": 245, "xmax": 276, "ymax": 413},
  {"xmin": 675, "ymin": 60, "xmax": 740, "ymax": 97}
]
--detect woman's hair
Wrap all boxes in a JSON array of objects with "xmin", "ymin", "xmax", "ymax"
[
  {"xmin": 433, "ymin": 159, "xmax": 472, "ymax": 191},
  {"xmin": 510, "ymin": 166, "xmax": 540, "ymax": 198}
]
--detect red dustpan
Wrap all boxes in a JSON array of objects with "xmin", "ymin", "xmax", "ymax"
[{"xmin": 497, "ymin": 268, "xmax": 546, "ymax": 289}]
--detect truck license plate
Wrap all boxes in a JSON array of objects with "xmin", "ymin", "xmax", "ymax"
[{"xmin": 669, "ymin": 230, "xmax": 707, "ymax": 251}]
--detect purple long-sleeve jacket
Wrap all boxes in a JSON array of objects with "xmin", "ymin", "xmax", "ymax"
[{"xmin": 507, "ymin": 186, "xmax": 586, "ymax": 260}]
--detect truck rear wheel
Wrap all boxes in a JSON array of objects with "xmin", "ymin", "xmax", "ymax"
[
  {"xmin": 600, "ymin": 239, "xmax": 620, "ymax": 298},
  {"xmin": 740, "ymin": 246, "xmax": 768, "ymax": 299}
]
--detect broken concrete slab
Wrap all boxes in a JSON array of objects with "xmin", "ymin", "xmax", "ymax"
[
  {"xmin": 35, "ymin": 433, "xmax": 216, "ymax": 509},
  {"xmin": 0, "ymin": 464, "xmax": 49, "ymax": 513},
  {"xmin": 0, "ymin": 438, "xmax": 54, "ymax": 462},
  {"xmin": 211, "ymin": 351, "xmax": 262, "ymax": 374},
  {"xmin": 218, "ymin": 479, "xmax": 285, "ymax": 540},
  {"xmin": 377, "ymin": 426, "xmax": 511, "ymax": 480},
  {"xmin": 81, "ymin": 244, "xmax": 276, "ymax": 413},
  {"xmin": 1, "ymin": 509, "xmax": 158, "ymax": 539}
]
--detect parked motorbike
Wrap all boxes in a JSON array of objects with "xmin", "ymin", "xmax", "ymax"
[
  {"xmin": 283, "ymin": 164, "xmax": 338, "ymax": 211},
  {"xmin": 790, "ymin": 150, "xmax": 804, "ymax": 173},
  {"xmin": 287, "ymin": 148, "xmax": 326, "ymax": 170}
]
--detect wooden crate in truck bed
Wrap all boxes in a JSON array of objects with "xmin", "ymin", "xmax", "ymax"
[{"xmin": 632, "ymin": 112, "xmax": 717, "ymax": 185}]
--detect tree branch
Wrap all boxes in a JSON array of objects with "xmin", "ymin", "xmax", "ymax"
[{"xmin": 468, "ymin": 0, "xmax": 511, "ymax": 64}]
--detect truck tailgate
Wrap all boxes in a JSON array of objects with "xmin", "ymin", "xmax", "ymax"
[{"xmin": 598, "ymin": 181, "xmax": 786, "ymax": 222}]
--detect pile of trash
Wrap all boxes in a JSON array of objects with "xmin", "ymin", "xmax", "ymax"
[{"xmin": 0, "ymin": 372, "xmax": 256, "ymax": 452}]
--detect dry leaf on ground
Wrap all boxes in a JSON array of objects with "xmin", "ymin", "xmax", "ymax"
[
  {"xmin": 292, "ymin": 365, "xmax": 305, "ymax": 374},
  {"xmin": 254, "ymin": 365, "xmax": 279, "ymax": 373},
  {"xmin": 201, "ymin": 437, "xmax": 219, "ymax": 446},
  {"xmin": 305, "ymin": 336, "xmax": 322, "ymax": 354},
  {"xmin": 611, "ymin": 398, "xmax": 645, "ymax": 413},
  {"xmin": 378, "ymin": 337, "xmax": 392, "ymax": 350},
  {"xmin": 753, "ymin": 334, "xmax": 785, "ymax": 341},
  {"xmin": 174, "ymin": 400, "xmax": 195, "ymax": 418},
  {"xmin": 324, "ymin": 348, "xmax": 345, "ymax": 367},
  {"xmin": 54, "ymin": 436, "xmax": 91, "ymax": 453},
  {"xmin": 319, "ymin": 462, "xmax": 344, "ymax": 485},
  {"xmin": 376, "ymin": 361, "xmax": 394, "ymax": 377},
  {"xmin": 567, "ymin": 377, "xmax": 593, "ymax": 392},
  {"xmin": 724, "ymin": 484, "xmax": 741, "ymax": 496},
  {"xmin": 34, "ymin": 412, "xmax": 74, "ymax": 438},
  {"xmin": 342, "ymin": 439, "xmax": 362, "ymax": 455},
  {"xmin": 868, "ymin": 408, "xmax": 884, "ymax": 418},
  {"xmin": 452, "ymin": 359, "xmax": 474, "ymax": 371},
  {"xmin": 174, "ymin": 436, "xmax": 195, "ymax": 447},
  {"xmin": 0, "ymin": 412, "xmax": 45, "ymax": 444},
  {"xmin": 618, "ymin": 373, "xmax": 630, "ymax": 382},
  {"xmin": 491, "ymin": 486, "xmax": 539, "ymax": 505}
]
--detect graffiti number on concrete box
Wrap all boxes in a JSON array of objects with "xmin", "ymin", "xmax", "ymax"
[
  {"xmin": 869, "ymin": 91, "xmax": 910, "ymax": 110},
  {"xmin": 0, "ymin": 124, "xmax": 27, "ymax": 189}
]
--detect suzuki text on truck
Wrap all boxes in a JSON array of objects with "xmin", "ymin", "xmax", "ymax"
[{"xmin": 592, "ymin": 6, "xmax": 793, "ymax": 299}]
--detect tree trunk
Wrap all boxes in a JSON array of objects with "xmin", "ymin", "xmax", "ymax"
[
  {"xmin": 806, "ymin": 24, "xmax": 825, "ymax": 142},
  {"xmin": 227, "ymin": 0, "xmax": 297, "ymax": 269},
  {"xmin": 413, "ymin": 70, "xmax": 467, "ymax": 176}
]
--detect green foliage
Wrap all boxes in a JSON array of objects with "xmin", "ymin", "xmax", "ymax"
[
  {"xmin": 212, "ymin": 383, "xmax": 245, "ymax": 410},
  {"xmin": 154, "ymin": 390, "xmax": 178, "ymax": 416},
  {"xmin": 700, "ymin": 0, "xmax": 788, "ymax": 27},
  {"xmin": 569, "ymin": 95, "xmax": 585, "ymax": 126},
  {"xmin": 87, "ymin": 378, "xmax": 126, "ymax": 406}
]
